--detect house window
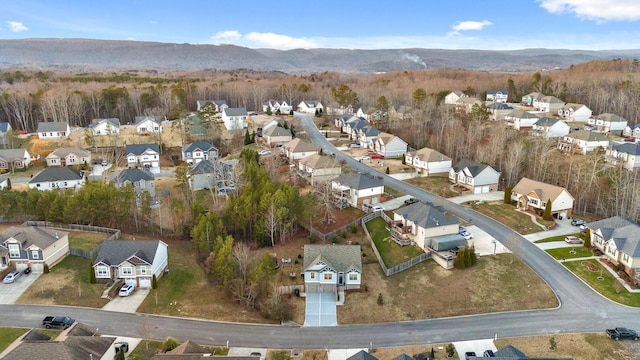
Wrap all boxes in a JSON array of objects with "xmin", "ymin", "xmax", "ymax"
[
  {"xmin": 0, "ymin": 162, "xmax": 5, "ymax": 167},
  {"xmin": 31, "ymin": 250, "xmax": 39, "ymax": 259},
  {"xmin": 139, "ymin": 266, "xmax": 148, "ymax": 275},
  {"xmin": 8, "ymin": 243, "xmax": 19, "ymax": 258},
  {"xmin": 349, "ymin": 273, "xmax": 357, "ymax": 281},
  {"xmin": 121, "ymin": 267, "xmax": 133, "ymax": 276},
  {"xmin": 323, "ymin": 273, "xmax": 332, "ymax": 280},
  {"xmin": 96, "ymin": 266, "xmax": 109, "ymax": 277},
  {"xmin": 309, "ymin": 272, "xmax": 315, "ymax": 279},
  {"xmin": 529, "ymin": 198, "xmax": 539, "ymax": 207},
  {"xmin": 623, "ymin": 254, "xmax": 629, "ymax": 263},
  {"xmin": 608, "ymin": 246, "xmax": 616, "ymax": 256}
]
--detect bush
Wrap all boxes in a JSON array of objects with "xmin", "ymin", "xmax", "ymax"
[
  {"xmin": 341, "ymin": 229, "xmax": 348, "ymax": 238},
  {"xmin": 377, "ymin": 293, "xmax": 384, "ymax": 305},
  {"xmin": 89, "ymin": 264, "xmax": 96, "ymax": 284},
  {"xmin": 309, "ymin": 234, "xmax": 316, "ymax": 243},
  {"xmin": 332, "ymin": 236, "xmax": 338, "ymax": 243},
  {"xmin": 43, "ymin": 264, "xmax": 50, "ymax": 274},
  {"xmin": 350, "ymin": 223, "xmax": 358, "ymax": 233},
  {"xmin": 446, "ymin": 343, "xmax": 455, "ymax": 357},
  {"xmin": 162, "ymin": 337, "xmax": 179, "ymax": 352},
  {"xmin": 152, "ymin": 274, "xmax": 157, "ymax": 289}
]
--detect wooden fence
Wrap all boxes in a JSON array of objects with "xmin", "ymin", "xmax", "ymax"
[{"xmin": 22, "ymin": 221, "xmax": 120, "ymax": 259}]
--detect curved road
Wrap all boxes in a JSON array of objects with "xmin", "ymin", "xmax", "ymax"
[{"xmin": 1, "ymin": 113, "xmax": 639, "ymax": 349}]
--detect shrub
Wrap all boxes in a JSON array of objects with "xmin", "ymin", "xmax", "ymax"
[
  {"xmin": 341, "ymin": 229, "xmax": 348, "ymax": 238},
  {"xmin": 332, "ymin": 236, "xmax": 338, "ymax": 244},
  {"xmin": 89, "ymin": 264, "xmax": 96, "ymax": 284},
  {"xmin": 309, "ymin": 234, "xmax": 316, "ymax": 243},
  {"xmin": 549, "ymin": 337, "xmax": 557, "ymax": 351},
  {"xmin": 43, "ymin": 264, "xmax": 49, "ymax": 274},
  {"xmin": 350, "ymin": 223, "xmax": 358, "ymax": 233},
  {"xmin": 446, "ymin": 343, "xmax": 455, "ymax": 357},
  {"xmin": 162, "ymin": 337, "xmax": 179, "ymax": 352},
  {"xmin": 377, "ymin": 293, "xmax": 384, "ymax": 305},
  {"xmin": 152, "ymin": 274, "xmax": 158, "ymax": 289}
]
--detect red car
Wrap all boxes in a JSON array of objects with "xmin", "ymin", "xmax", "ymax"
[{"xmin": 369, "ymin": 153, "xmax": 384, "ymax": 159}]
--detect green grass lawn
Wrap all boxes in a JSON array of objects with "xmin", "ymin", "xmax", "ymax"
[
  {"xmin": 469, "ymin": 201, "xmax": 543, "ymax": 235},
  {"xmin": 563, "ymin": 259, "xmax": 640, "ymax": 307},
  {"xmin": 67, "ymin": 230, "xmax": 111, "ymax": 251},
  {"xmin": 127, "ymin": 340, "xmax": 163, "ymax": 360},
  {"xmin": 535, "ymin": 233, "xmax": 584, "ymax": 243},
  {"xmin": 404, "ymin": 176, "xmax": 458, "ymax": 198},
  {"xmin": 0, "ymin": 328, "xmax": 28, "ymax": 353},
  {"xmin": 365, "ymin": 217, "xmax": 424, "ymax": 268},
  {"xmin": 546, "ymin": 246, "xmax": 593, "ymax": 260}
]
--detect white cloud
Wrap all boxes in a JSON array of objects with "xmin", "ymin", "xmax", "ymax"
[
  {"xmin": 210, "ymin": 30, "xmax": 242, "ymax": 43},
  {"xmin": 244, "ymin": 32, "xmax": 317, "ymax": 49},
  {"xmin": 7, "ymin": 21, "xmax": 28, "ymax": 32},
  {"xmin": 539, "ymin": 0, "xmax": 640, "ymax": 22},
  {"xmin": 448, "ymin": 20, "xmax": 492, "ymax": 36}
]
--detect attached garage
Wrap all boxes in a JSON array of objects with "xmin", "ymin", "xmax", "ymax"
[
  {"xmin": 124, "ymin": 278, "xmax": 137, "ymax": 287},
  {"xmin": 138, "ymin": 277, "xmax": 152, "ymax": 288}
]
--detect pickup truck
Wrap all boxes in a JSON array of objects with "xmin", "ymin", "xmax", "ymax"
[
  {"xmin": 606, "ymin": 327, "xmax": 639, "ymax": 340},
  {"xmin": 42, "ymin": 315, "xmax": 75, "ymax": 329}
]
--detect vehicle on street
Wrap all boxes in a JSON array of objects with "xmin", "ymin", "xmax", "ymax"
[
  {"xmin": 119, "ymin": 284, "xmax": 134, "ymax": 297},
  {"xmin": 571, "ymin": 218, "xmax": 586, "ymax": 226},
  {"xmin": 369, "ymin": 153, "xmax": 384, "ymax": 159},
  {"xmin": 42, "ymin": 316, "xmax": 75, "ymax": 329},
  {"xmin": 404, "ymin": 197, "xmax": 419, "ymax": 205},
  {"xmin": 459, "ymin": 230, "xmax": 473, "ymax": 240},
  {"xmin": 564, "ymin": 236, "xmax": 583, "ymax": 244},
  {"xmin": 606, "ymin": 327, "xmax": 639, "ymax": 340},
  {"xmin": 3, "ymin": 270, "xmax": 21, "ymax": 284}
]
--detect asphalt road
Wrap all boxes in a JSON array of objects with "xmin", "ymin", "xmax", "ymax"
[{"xmin": 1, "ymin": 113, "xmax": 638, "ymax": 349}]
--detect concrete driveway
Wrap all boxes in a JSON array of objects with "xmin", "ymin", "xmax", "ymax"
[
  {"xmin": 101, "ymin": 288, "xmax": 150, "ymax": 313},
  {"xmin": 0, "ymin": 271, "xmax": 41, "ymax": 304}
]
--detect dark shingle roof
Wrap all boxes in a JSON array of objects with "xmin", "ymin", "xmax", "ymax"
[
  {"xmin": 22, "ymin": 329, "xmax": 52, "ymax": 341},
  {"xmin": 94, "ymin": 239, "xmax": 163, "ymax": 267},
  {"xmin": 452, "ymin": 159, "xmax": 498, "ymax": 177},
  {"xmin": 2, "ymin": 336, "xmax": 115, "ymax": 360},
  {"xmin": 115, "ymin": 168, "xmax": 155, "ymax": 184},
  {"xmin": 91, "ymin": 118, "xmax": 120, "ymax": 127},
  {"xmin": 346, "ymin": 350, "xmax": 378, "ymax": 360},
  {"xmin": 612, "ymin": 142, "xmax": 640, "ymax": 155},
  {"xmin": 394, "ymin": 202, "xmax": 458, "ymax": 229},
  {"xmin": 29, "ymin": 167, "xmax": 83, "ymax": 183},
  {"xmin": 135, "ymin": 115, "xmax": 161, "ymax": 125},
  {"xmin": 587, "ymin": 216, "xmax": 640, "ymax": 256},
  {"xmin": 303, "ymin": 245, "xmax": 361, "ymax": 273},
  {"xmin": 224, "ymin": 107, "xmax": 248, "ymax": 116},
  {"xmin": 183, "ymin": 141, "xmax": 215, "ymax": 153},
  {"xmin": 534, "ymin": 117, "xmax": 560, "ymax": 127},
  {"xmin": 0, "ymin": 122, "xmax": 10, "ymax": 132},
  {"xmin": 333, "ymin": 172, "xmax": 383, "ymax": 190},
  {"xmin": 0, "ymin": 226, "xmax": 68, "ymax": 252},
  {"xmin": 37, "ymin": 122, "xmax": 68, "ymax": 132},
  {"xmin": 191, "ymin": 159, "xmax": 234, "ymax": 175},
  {"xmin": 126, "ymin": 143, "xmax": 160, "ymax": 156}
]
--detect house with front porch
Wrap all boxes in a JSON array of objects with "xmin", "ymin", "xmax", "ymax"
[
  {"xmin": 221, "ymin": 107, "xmax": 248, "ymax": 130},
  {"xmin": 0, "ymin": 226, "xmax": 69, "ymax": 272},
  {"xmin": 391, "ymin": 201, "xmax": 460, "ymax": 251},
  {"xmin": 372, "ymin": 132, "xmax": 407, "ymax": 158},
  {"xmin": 531, "ymin": 117, "xmax": 571, "ymax": 138},
  {"xmin": 557, "ymin": 130, "xmax": 609, "ymax": 155},
  {"xmin": 45, "ymin": 147, "xmax": 92, "ymax": 167},
  {"xmin": 125, "ymin": 143, "xmax": 160, "ymax": 174},
  {"xmin": 297, "ymin": 154, "xmax": 341, "ymax": 185},
  {"xmin": 405, "ymin": 147, "xmax": 452, "ymax": 176},
  {"xmin": 37, "ymin": 122, "xmax": 70, "ymax": 139},
  {"xmin": 504, "ymin": 110, "xmax": 541, "ymax": 130},
  {"xmin": 589, "ymin": 113, "xmax": 628, "ymax": 135},
  {"xmin": 28, "ymin": 167, "xmax": 85, "ymax": 191},
  {"xmin": 588, "ymin": 216, "xmax": 640, "ymax": 279},
  {"xmin": 449, "ymin": 159, "xmax": 501, "ymax": 194},
  {"xmin": 93, "ymin": 239, "xmax": 168, "ymax": 288},
  {"xmin": 607, "ymin": 142, "xmax": 640, "ymax": 170},
  {"xmin": 511, "ymin": 177, "xmax": 574, "ymax": 219},
  {"xmin": 558, "ymin": 103, "xmax": 592, "ymax": 122},
  {"xmin": 0, "ymin": 148, "xmax": 31, "ymax": 172},
  {"xmin": 331, "ymin": 172, "xmax": 384, "ymax": 208},
  {"xmin": 303, "ymin": 244, "xmax": 361, "ymax": 293}
]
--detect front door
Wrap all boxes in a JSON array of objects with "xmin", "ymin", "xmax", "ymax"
[{"xmin": 338, "ymin": 272, "xmax": 344, "ymax": 286}]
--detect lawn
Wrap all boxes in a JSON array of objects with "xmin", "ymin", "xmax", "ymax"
[
  {"xmin": 364, "ymin": 217, "xmax": 424, "ymax": 268},
  {"xmin": 404, "ymin": 176, "xmax": 458, "ymax": 198},
  {"xmin": 67, "ymin": 230, "xmax": 111, "ymax": 251},
  {"xmin": 534, "ymin": 233, "xmax": 584, "ymax": 243},
  {"xmin": 0, "ymin": 328, "xmax": 28, "ymax": 353},
  {"xmin": 16, "ymin": 255, "xmax": 110, "ymax": 308},
  {"xmin": 563, "ymin": 259, "xmax": 640, "ymax": 307},
  {"xmin": 469, "ymin": 201, "xmax": 544, "ymax": 235},
  {"xmin": 546, "ymin": 246, "xmax": 592, "ymax": 260}
]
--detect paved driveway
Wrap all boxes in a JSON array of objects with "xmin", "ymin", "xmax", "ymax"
[
  {"xmin": 0, "ymin": 271, "xmax": 41, "ymax": 304},
  {"xmin": 304, "ymin": 293, "xmax": 337, "ymax": 327},
  {"xmin": 101, "ymin": 288, "xmax": 150, "ymax": 313}
]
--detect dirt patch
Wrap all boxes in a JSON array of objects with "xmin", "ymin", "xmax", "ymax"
[{"xmin": 582, "ymin": 261, "xmax": 599, "ymax": 272}]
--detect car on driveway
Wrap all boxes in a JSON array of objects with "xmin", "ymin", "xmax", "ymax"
[
  {"xmin": 564, "ymin": 236, "xmax": 583, "ymax": 244},
  {"xmin": 459, "ymin": 230, "xmax": 473, "ymax": 240},
  {"xmin": 356, "ymin": 155, "xmax": 370, "ymax": 161},
  {"xmin": 119, "ymin": 284, "xmax": 134, "ymax": 297},
  {"xmin": 571, "ymin": 218, "xmax": 586, "ymax": 226},
  {"xmin": 371, "ymin": 205, "xmax": 385, "ymax": 212},
  {"xmin": 369, "ymin": 153, "xmax": 384, "ymax": 159},
  {"xmin": 404, "ymin": 197, "xmax": 419, "ymax": 205},
  {"xmin": 3, "ymin": 270, "xmax": 21, "ymax": 284}
]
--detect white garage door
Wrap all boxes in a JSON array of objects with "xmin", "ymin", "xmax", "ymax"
[
  {"xmin": 482, "ymin": 186, "xmax": 490, "ymax": 193},
  {"xmin": 473, "ymin": 187, "xmax": 482, "ymax": 194},
  {"xmin": 125, "ymin": 278, "xmax": 137, "ymax": 286},
  {"xmin": 139, "ymin": 277, "xmax": 152, "ymax": 288}
]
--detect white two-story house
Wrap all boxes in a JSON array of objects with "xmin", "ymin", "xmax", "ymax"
[
  {"xmin": 449, "ymin": 159, "xmax": 501, "ymax": 194},
  {"xmin": 125, "ymin": 143, "xmax": 160, "ymax": 174}
]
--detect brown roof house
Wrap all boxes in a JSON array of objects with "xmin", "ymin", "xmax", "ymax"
[
  {"xmin": 282, "ymin": 138, "xmax": 320, "ymax": 161},
  {"xmin": 511, "ymin": 177, "xmax": 574, "ymax": 219},
  {"xmin": 297, "ymin": 154, "xmax": 341, "ymax": 185},
  {"xmin": 46, "ymin": 147, "xmax": 92, "ymax": 167}
]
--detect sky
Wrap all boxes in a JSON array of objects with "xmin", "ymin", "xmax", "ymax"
[{"xmin": 1, "ymin": 0, "xmax": 640, "ymax": 50}]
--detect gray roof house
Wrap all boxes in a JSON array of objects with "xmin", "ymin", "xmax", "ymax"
[
  {"xmin": 37, "ymin": 121, "xmax": 70, "ymax": 139},
  {"xmin": 0, "ymin": 148, "xmax": 31, "ymax": 171},
  {"xmin": 392, "ymin": 201, "xmax": 460, "ymax": 252},
  {"xmin": 588, "ymin": 216, "xmax": 640, "ymax": 277},
  {"xmin": 91, "ymin": 118, "xmax": 120, "ymax": 135},
  {"xmin": 125, "ymin": 143, "xmax": 160, "ymax": 173},
  {"xmin": 532, "ymin": 117, "xmax": 570, "ymax": 138},
  {"xmin": 221, "ymin": 107, "xmax": 248, "ymax": 130},
  {"xmin": 0, "ymin": 226, "xmax": 70, "ymax": 272},
  {"xmin": 449, "ymin": 159, "xmax": 501, "ymax": 194},
  {"xmin": 347, "ymin": 350, "xmax": 378, "ymax": 360},
  {"xmin": 303, "ymin": 244, "xmax": 362, "ymax": 295},
  {"xmin": 607, "ymin": 142, "xmax": 640, "ymax": 170},
  {"xmin": 45, "ymin": 147, "xmax": 92, "ymax": 167},
  {"xmin": 114, "ymin": 168, "xmax": 155, "ymax": 197},
  {"xmin": 189, "ymin": 159, "xmax": 237, "ymax": 191},
  {"xmin": 28, "ymin": 167, "xmax": 85, "ymax": 191},
  {"xmin": 93, "ymin": 239, "xmax": 169, "ymax": 288},
  {"xmin": 331, "ymin": 172, "xmax": 384, "ymax": 208},
  {"xmin": 182, "ymin": 141, "xmax": 218, "ymax": 165}
]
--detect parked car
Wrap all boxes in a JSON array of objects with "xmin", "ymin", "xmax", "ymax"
[
  {"xmin": 250, "ymin": 352, "xmax": 262, "ymax": 357},
  {"xmin": 369, "ymin": 153, "xmax": 384, "ymax": 159},
  {"xmin": 371, "ymin": 205, "xmax": 385, "ymax": 212},
  {"xmin": 571, "ymin": 218, "xmax": 586, "ymax": 226},
  {"xmin": 483, "ymin": 349, "xmax": 495, "ymax": 357},
  {"xmin": 258, "ymin": 150, "xmax": 271, "ymax": 156},
  {"xmin": 118, "ymin": 284, "xmax": 134, "ymax": 297},
  {"xmin": 465, "ymin": 352, "xmax": 477, "ymax": 360},
  {"xmin": 459, "ymin": 230, "xmax": 473, "ymax": 240},
  {"xmin": 564, "ymin": 236, "xmax": 583, "ymax": 244},
  {"xmin": 606, "ymin": 327, "xmax": 639, "ymax": 340},
  {"xmin": 356, "ymin": 155, "xmax": 370, "ymax": 161},
  {"xmin": 23, "ymin": 267, "xmax": 32, "ymax": 275},
  {"xmin": 115, "ymin": 342, "xmax": 129, "ymax": 354},
  {"xmin": 3, "ymin": 270, "xmax": 21, "ymax": 284},
  {"xmin": 100, "ymin": 160, "xmax": 109, "ymax": 166},
  {"xmin": 349, "ymin": 143, "xmax": 361, "ymax": 148},
  {"xmin": 404, "ymin": 197, "xmax": 419, "ymax": 205}
]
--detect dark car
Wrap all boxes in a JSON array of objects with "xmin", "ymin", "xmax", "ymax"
[
  {"xmin": 404, "ymin": 197, "xmax": 418, "ymax": 205},
  {"xmin": 23, "ymin": 267, "xmax": 32, "ymax": 275},
  {"xmin": 483, "ymin": 350, "xmax": 495, "ymax": 357},
  {"xmin": 571, "ymin": 218, "xmax": 586, "ymax": 226},
  {"xmin": 465, "ymin": 352, "xmax": 477, "ymax": 360}
]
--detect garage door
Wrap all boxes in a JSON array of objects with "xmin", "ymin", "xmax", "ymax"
[
  {"xmin": 482, "ymin": 186, "xmax": 490, "ymax": 193},
  {"xmin": 473, "ymin": 187, "xmax": 482, "ymax": 194},
  {"xmin": 139, "ymin": 277, "xmax": 152, "ymax": 288},
  {"xmin": 125, "ymin": 278, "xmax": 137, "ymax": 286}
]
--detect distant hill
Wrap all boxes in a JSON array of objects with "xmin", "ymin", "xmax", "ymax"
[{"xmin": 1, "ymin": 38, "xmax": 639, "ymax": 73}]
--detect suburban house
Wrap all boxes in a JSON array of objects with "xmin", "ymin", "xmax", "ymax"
[
  {"xmin": 262, "ymin": 99, "xmax": 293, "ymax": 114},
  {"xmin": 607, "ymin": 142, "xmax": 640, "ymax": 170},
  {"xmin": 0, "ymin": 225, "xmax": 69, "ymax": 272},
  {"xmin": 93, "ymin": 239, "xmax": 169, "ymax": 288},
  {"xmin": 28, "ymin": 167, "xmax": 85, "ymax": 191},
  {"xmin": 262, "ymin": 124, "xmax": 293, "ymax": 147},
  {"xmin": 152, "ymin": 339, "xmax": 216, "ymax": 358},
  {"xmin": 182, "ymin": 141, "xmax": 218, "ymax": 166},
  {"xmin": 135, "ymin": 116, "xmax": 162, "ymax": 134},
  {"xmin": 0, "ymin": 174, "xmax": 7, "ymax": 189},
  {"xmin": 91, "ymin": 118, "xmax": 120, "ymax": 136},
  {"xmin": 486, "ymin": 89, "xmax": 508, "ymax": 103},
  {"xmin": 455, "ymin": 97, "xmax": 482, "ymax": 114},
  {"xmin": 37, "ymin": 121, "xmax": 70, "ymax": 139},
  {"xmin": 504, "ymin": 110, "xmax": 540, "ymax": 130},
  {"xmin": 531, "ymin": 117, "xmax": 571, "ymax": 138},
  {"xmin": 449, "ymin": 159, "xmax": 501, "ymax": 194},
  {"xmin": 486, "ymin": 102, "xmax": 514, "ymax": 121},
  {"xmin": 282, "ymin": 138, "xmax": 320, "ymax": 161},
  {"xmin": 588, "ymin": 216, "xmax": 640, "ymax": 278},
  {"xmin": 331, "ymin": 172, "xmax": 384, "ymax": 208},
  {"xmin": 534, "ymin": 95, "xmax": 565, "ymax": 113},
  {"xmin": 623, "ymin": 124, "xmax": 640, "ymax": 139},
  {"xmin": 114, "ymin": 168, "xmax": 155, "ymax": 197},
  {"xmin": 303, "ymin": 244, "xmax": 362, "ymax": 293},
  {"xmin": 221, "ymin": 107, "xmax": 248, "ymax": 130},
  {"xmin": 297, "ymin": 154, "xmax": 342, "ymax": 185},
  {"xmin": 297, "ymin": 100, "xmax": 324, "ymax": 114},
  {"xmin": 589, "ymin": 113, "xmax": 628, "ymax": 135},
  {"xmin": 391, "ymin": 201, "xmax": 460, "ymax": 251},
  {"xmin": 444, "ymin": 91, "xmax": 466, "ymax": 105},
  {"xmin": 404, "ymin": 147, "xmax": 452, "ymax": 176},
  {"xmin": 355, "ymin": 107, "xmax": 371, "ymax": 120},
  {"xmin": 125, "ymin": 143, "xmax": 160, "ymax": 174},
  {"xmin": 196, "ymin": 99, "xmax": 227, "ymax": 113},
  {"xmin": 45, "ymin": 147, "xmax": 92, "ymax": 167},
  {"xmin": 511, "ymin": 177, "xmax": 574, "ymax": 219},
  {"xmin": 189, "ymin": 159, "xmax": 237, "ymax": 191},
  {"xmin": 521, "ymin": 92, "xmax": 545, "ymax": 107},
  {"xmin": 0, "ymin": 148, "xmax": 31, "ymax": 172},
  {"xmin": 372, "ymin": 132, "xmax": 407, "ymax": 158},
  {"xmin": 355, "ymin": 125, "xmax": 381, "ymax": 148},
  {"xmin": 558, "ymin": 103, "xmax": 592, "ymax": 122},
  {"xmin": 557, "ymin": 130, "xmax": 609, "ymax": 155}
]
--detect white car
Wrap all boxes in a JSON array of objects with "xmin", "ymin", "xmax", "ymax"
[
  {"xmin": 258, "ymin": 150, "xmax": 271, "ymax": 156},
  {"xmin": 371, "ymin": 205, "xmax": 385, "ymax": 212},
  {"xmin": 356, "ymin": 155, "xmax": 370, "ymax": 161},
  {"xmin": 459, "ymin": 231, "xmax": 473, "ymax": 240},
  {"xmin": 119, "ymin": 284, "xmax": 134, "ymax": 297}
]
